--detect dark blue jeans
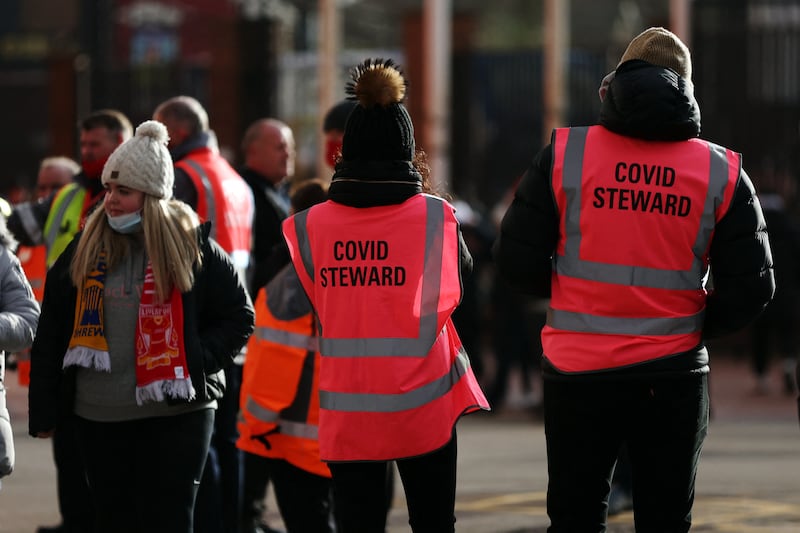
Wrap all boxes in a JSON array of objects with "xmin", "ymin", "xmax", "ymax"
[
  {"xmin": 543, "ymin": 372, "xmax": 709, "ymax": 533},
  {"xmin": 75, "ymin": 409, "xmax": 214, "ymax": 533}
]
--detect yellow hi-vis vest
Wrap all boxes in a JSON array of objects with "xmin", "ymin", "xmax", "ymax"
[{"xmin": 42, "ymin": 183, "xmax": 87, "ymax": 267}]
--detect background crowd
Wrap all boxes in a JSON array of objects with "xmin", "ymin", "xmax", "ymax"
[{"xmin": 0, "ymin": 24, "xmax": 797, "ymax": 533}]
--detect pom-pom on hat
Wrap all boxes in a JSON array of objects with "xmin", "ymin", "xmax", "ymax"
[
  {"xmin": 341, "ymin": 58, "xmax": 415, "ymax": 162},
  {"xmin": 101, "ymin": 120, "xmax": 174, "ymax": 199},
  {"xmin": 619, "ymin": 27, "xmax": 692, "ymax": 80}
]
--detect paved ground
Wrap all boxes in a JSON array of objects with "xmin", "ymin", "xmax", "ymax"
[{"xmin": 1, "ymin": 351, "xmax": 798, "ymax": 532}]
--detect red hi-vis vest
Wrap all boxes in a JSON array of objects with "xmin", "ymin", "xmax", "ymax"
[
  {"xmin": 236, "ymin": 264, "xmax": 329, "ymax": 478},
  {"xmin": 176, "ymin": 148, "xmax": 254, "ymax": 270},
  {"xmin": 282, "ymin": 194, "xmax": 489, "ymax": 462},
  {"xmin": 544, "ymin": 126, "xmax": 740, "ymax": 372}
]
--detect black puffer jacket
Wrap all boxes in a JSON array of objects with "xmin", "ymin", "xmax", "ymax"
[
  {"xmin": 493, "ymin": 60, "xmax": 775, "ymax": 377},
  {"xmin": 28, "ymin": 222, "xmax": 254, "ymax": 435}
]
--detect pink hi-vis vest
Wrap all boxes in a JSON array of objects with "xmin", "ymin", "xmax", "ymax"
[
  {"xmin": 177, "ymin": 148, "xmax": 254, "ymax": 270},
  {"xmin": 282, "ymin": 194, "xmax": 489, "ymax": 462},
  {"xmin": 544, "ymin": 126, "xmax": 740, "ymax": 372}
]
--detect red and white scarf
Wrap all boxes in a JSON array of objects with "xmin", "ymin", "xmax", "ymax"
[{"xmin": 64, "ymin": 255, "xmax": 195, "ymax": 405}]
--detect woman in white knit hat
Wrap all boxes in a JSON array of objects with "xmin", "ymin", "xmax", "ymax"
[{"xmin": 28, "ymin": 121, "xmax": 254, "ymax": 533}]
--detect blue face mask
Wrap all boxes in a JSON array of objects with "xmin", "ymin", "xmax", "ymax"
[{"xmin": 107, "ymin": 211, "xmax": 142, "ymax": 234}]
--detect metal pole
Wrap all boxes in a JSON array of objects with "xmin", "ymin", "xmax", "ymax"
[
  {"xmin": 423, "ymin": 0, "xmax": 451, "ymax": 193},
  {"xmin": 670, "ymin": 0, "xmax": 692, "ymax": 48},
  {"xmin": 318, "ymin": 0, "xmax": 339, "ymax": 179},
  {"xmin": 542, "ymin": 0, "xmax": 569, "ymax": 142}
]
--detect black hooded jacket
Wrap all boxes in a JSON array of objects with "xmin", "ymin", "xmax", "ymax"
[{"xmin": 492, "ymin": 60, "xmax": 775, "ymax": 377}]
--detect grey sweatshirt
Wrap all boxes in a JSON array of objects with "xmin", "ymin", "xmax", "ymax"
[{"xmin": 73, "ymin": 236, "xmax": 215, "ymax": 421}]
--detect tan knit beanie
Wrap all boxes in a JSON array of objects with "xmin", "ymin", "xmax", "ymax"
[
  {"xmin": 619, "ymin": 27, "xmax": 692, "ymax": 80},
  {"xmin": 101, "ymin": 120, "xmax": 174, "ymax": 199}
]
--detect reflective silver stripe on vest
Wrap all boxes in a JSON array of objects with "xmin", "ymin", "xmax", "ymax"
[
  {"xmin": 44, "ymin": 185, "xmax": 81, "ymax": 250},
  {"xmin": 556, "ymin": 127, "xmax": 730, "ymax": 290},
  {"xmin": 277, "ymin": 419, "xmax": 318, "ymax": 439},
  {"xmin": 294, "ymin": 196, "xmax": 446, "ymax": 357},
  {"xmin": 244, "ymin": 397, "xmax": 319, "ymax": 439},
  {"xmin": 319, "ymin": 347, "xmax": 470, "ymax": 412},
  {"xmin": 254, "ymin": 325, "xmax": 318, "ymax": 351},
  {"xmin": 184, "ymin": 159, "xmax": 217, "ymax": 241},
  {"xmin": 548, "ymin": 308, "xmax": 705, "ymax": 336},
  {"xmin": 293, "ymin": 208, "xmax": 315, "ymax": 283}
]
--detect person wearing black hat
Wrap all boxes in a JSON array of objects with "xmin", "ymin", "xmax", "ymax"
[
  {"xmin": 493, "ymin": 27, "xmax": 774, "ymax": 532},
  {"xmin": 322, "ymin": 99, "xmax": 357, "ymax": 170},
  {"xmin": 282, "ymin": 58, "xmax": 490, "ymax": 532}
]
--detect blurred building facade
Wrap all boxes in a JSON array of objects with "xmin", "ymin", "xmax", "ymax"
[
  {"xmin": 693, "ymin": 0, "xmax": 800, "ymax": 203},
  {"xmin": 0, "ymin": 0, "xmax": 798, "ymax": 212}
]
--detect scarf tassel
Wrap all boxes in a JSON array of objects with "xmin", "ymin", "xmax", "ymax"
[
  {"xmin": 63, "ymin": 346, "xmax": 111, "ymax": 372},
  {"xmin": 135, "ymin": 377, "xmax": 196, "ymax": 406},
  {"xmin": 68, "ymin": 255, "xmax": 194, "ymax": 407}
]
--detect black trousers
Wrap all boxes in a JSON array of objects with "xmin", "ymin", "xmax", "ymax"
[
  {"xmin": 243, "ymin": 453, "xmax": 336, "ymax": 533},
  {"xmin": 328, "ymin": 434, "xmax": 457, "ymax": 533},
  {"xmin": 241, "ymin": 451, "xmax": 273, "ymax": 532},
  {"xmin": 75, "ymin": 409, "xmax": 214, "ymax": 533},
  {"xmin": 195, "ymin": 364, "xmax": 244, "ymax": 533},
  {"xmin": 543, "ymin": 372, "xmax": 709, "ymax": 533},
  {"xmin": 52, "ymin": 413, "xmax": 94, "ymax": 532}
]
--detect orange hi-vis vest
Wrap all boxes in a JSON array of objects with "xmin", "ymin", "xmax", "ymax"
[
  {"xmin": 17, "ymin": 244, "xmax": 46, "ymax": 301},
  {"xmin": 283, "ymin": 193, "xmax": 489, "ymax": 462},
  {"xmin": 15, "ymin": 244, "xmax": 46, "ymax": 386},
  {"xmin": 236, "ymin": 264, "xmax": 330, "ymax": 478},
  {"xmin": 544, "ymin": 126, "xmax": 740, "ymax": 372},
  {"xmin": 177, "ymin": 148, "xmax": 254, "ymax": 270}
]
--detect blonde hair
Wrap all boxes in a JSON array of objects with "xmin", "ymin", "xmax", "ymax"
[{"xmin": 70, "ymin": 196, "xmax": 202, "ymax": 302}]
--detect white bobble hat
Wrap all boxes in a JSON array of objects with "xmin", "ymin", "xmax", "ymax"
[{"xmin": 101, "ymin": 120, "xmax": 174, "ymax": 199}]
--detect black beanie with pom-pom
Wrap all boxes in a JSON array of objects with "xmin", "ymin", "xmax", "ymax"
[{"xmin": 340, "ymin": 58, "xmax": 415, "ymax": 163}]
